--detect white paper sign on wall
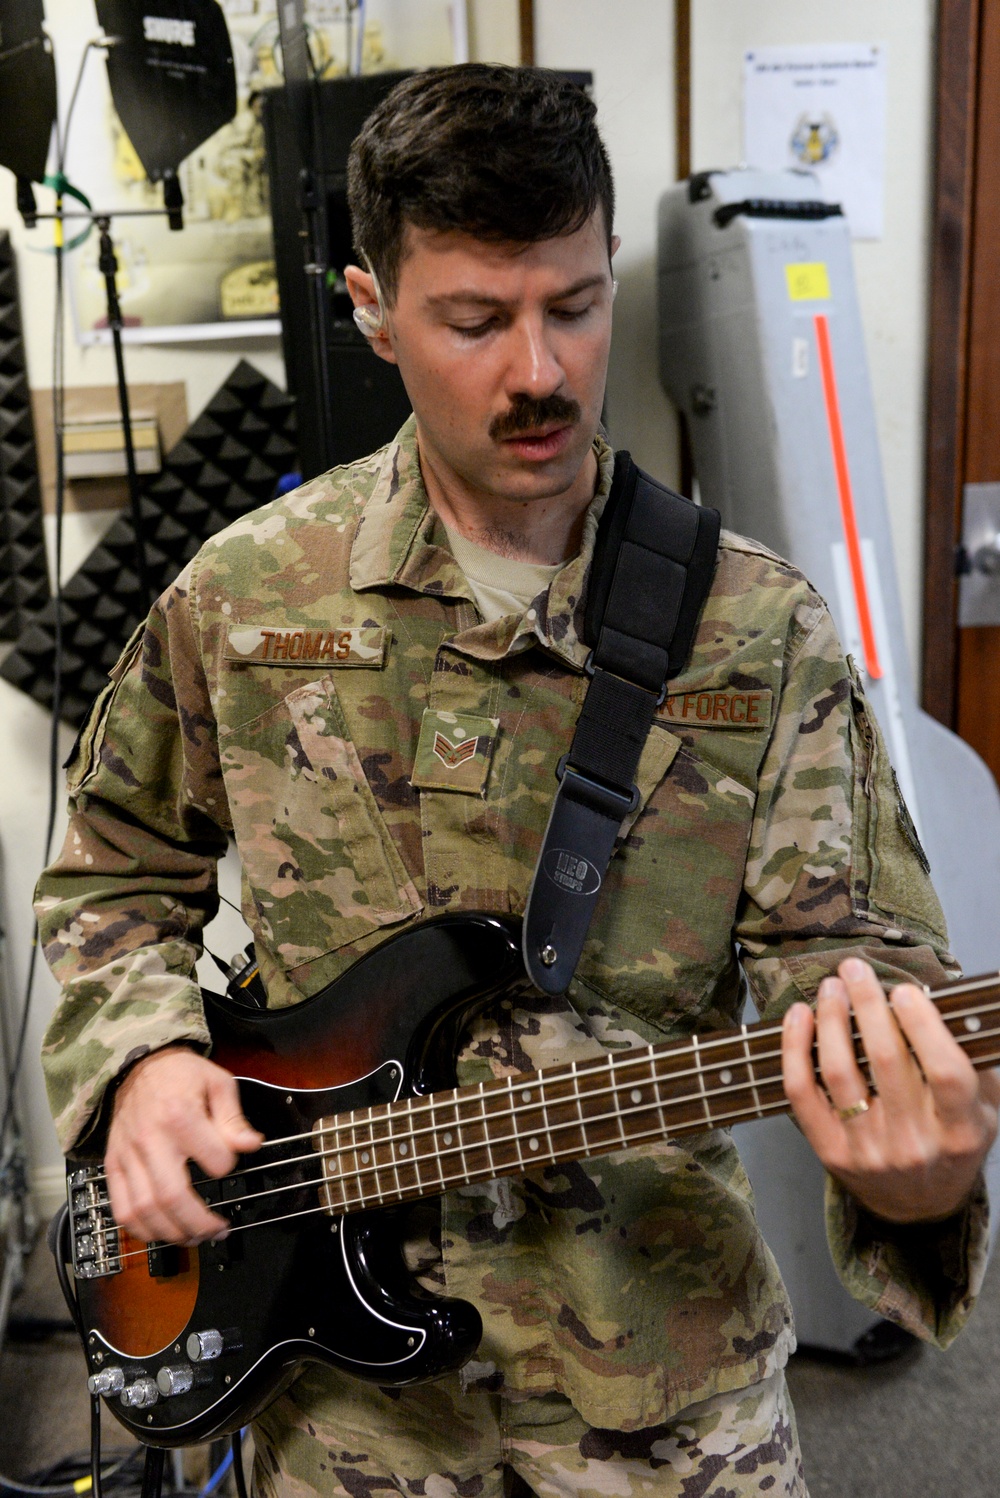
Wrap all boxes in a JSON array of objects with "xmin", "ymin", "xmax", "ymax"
[{"xmin": 742, "ymin": 43, "xmax": 887, "ymax": 239}]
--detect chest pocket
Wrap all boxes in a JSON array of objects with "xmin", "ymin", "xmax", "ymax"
[
  {"xmin": 578, "ymin": 725, "xmax": 757, "ymax": 1032},
  {"xmin": 220, "ymin": 674, "xmax": 422, "ymax": 973}
]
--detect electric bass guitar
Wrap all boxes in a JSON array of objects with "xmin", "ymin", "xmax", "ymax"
[{"xmin": 65, "ymin": 912, "xmax": 1000, "ymax": 1447}]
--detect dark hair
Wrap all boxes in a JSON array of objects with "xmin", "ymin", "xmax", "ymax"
[{"xmin": 347, "ymin": 64, "xmax": 615, "ymax": 302}]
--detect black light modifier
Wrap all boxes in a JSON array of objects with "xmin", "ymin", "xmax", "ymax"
[
  {"xmin": 95, "ymin": 0, "xmax": 237, "ymax": 181},
  {"xmin": 0, "ymin": 0, "xmax": 57, "ymax": 183}
]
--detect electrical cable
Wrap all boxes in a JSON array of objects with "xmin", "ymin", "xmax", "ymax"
[
  {"xmin": 197, "ymin": 1448, "xmax": 231, "ymax": 1498},
  {"xmin": 0, "ymin": 1448, "xmax": 142, "ymax": 1497},
  {"xmin": 90, "ymin": 1397, "xmax": 102, "ymax": 1498},
  {"xmin": 0, "ymin": 31, "xmax": 100, "ymax": 1159},
  {"xmin": 229, "ymin": 1436, "xmax": 247, "ymax": 1498}
]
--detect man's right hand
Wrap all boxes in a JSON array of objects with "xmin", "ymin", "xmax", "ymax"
[{"xmin": 105, "ymin": 1047, "xmax": 264, "ymax": 1245}]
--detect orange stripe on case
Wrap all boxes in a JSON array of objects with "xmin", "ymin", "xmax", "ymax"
[{"xmin": 813, "ymin": 312, "xmax": 883, "ymax": 680}]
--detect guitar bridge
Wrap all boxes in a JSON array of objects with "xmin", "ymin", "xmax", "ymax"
[{"xmin": 68, "ymin": 1168, "xmax": 122, "ymax": 1279}]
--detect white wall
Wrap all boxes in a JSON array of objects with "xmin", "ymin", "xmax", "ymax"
[
  {"xmin": 690, "ymin": 0, "xmax": 937, "ymax": 663},
  {"xmin": 536, "ymin": 0, "xmax": 680, "ymax": 483},
  {"xmin": 1, "ymin": 0, "xmax": 937, "ymax": 1204}
]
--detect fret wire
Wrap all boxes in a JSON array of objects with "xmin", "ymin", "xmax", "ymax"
[
  {"xmin": 479, "ymin": 1087, "xmax": 496, "ymax": 1175},
  {"xmin": 690, "ymin": 1034, "xmax": 713, "ymax": 1126},
  {"xmin": 369, "ymin": 1103, "xmax": 385, "ymax": 1206},
  {"xmin": 409, "ymin": 1092, "xmax": 423, "ymax": 1191},
  {"xmin": 611, "ymin": 1056, "xmax": 628, "ymax": 1146},
  {"xmin": 740, "ymin": 1023, "xmax": 765, "ymax": 1117},
  {"xmin": 508, "ymin": 1077, "xmax": 527, "ymax": 1168},
  {"xmin": 649, "ymin": 1043, "xmax": 669, "ymax": 1137},
  {"xmin": 350, "ymin": 1109, "xmax": 363, "ymax": 1208},
  {"xmin": 430, "ymin": 1093, "xmax": 446, "ymax": 1192},
  {"xmin": 527, "ymin": 1071, "xmax": 553, "ymax": 1157}
]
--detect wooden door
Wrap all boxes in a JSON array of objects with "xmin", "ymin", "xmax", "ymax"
[{"xmin": 924, "ymin": 0, "xmax": 1000, "ymax": 775}]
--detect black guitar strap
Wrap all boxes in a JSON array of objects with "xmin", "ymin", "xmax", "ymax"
[{"xmin": 522, "ymin": 451, "xmax": 721, "ymax": 994}]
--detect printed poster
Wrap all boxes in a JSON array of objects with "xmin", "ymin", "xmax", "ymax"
[{"xmin": 743, "ymin": 43, "xmax": 888, "ymax": 239}]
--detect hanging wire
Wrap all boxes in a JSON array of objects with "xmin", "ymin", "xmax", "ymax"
[{"xmin": 0, "ymin": 32, "xmax": 110, "ymax": 1158}]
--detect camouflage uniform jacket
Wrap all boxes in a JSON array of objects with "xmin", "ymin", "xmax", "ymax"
[{"xmin": 37, "ymin": 420, "xmax": 987, "ymax": 1432}]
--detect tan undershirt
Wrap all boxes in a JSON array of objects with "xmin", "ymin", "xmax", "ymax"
[{"xmin": 444, "ymin": 525, "xmax": 566, "ymax": 625}]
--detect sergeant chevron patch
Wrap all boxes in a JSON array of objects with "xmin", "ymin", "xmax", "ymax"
[{"xmin": 411, "ymin": 709, "xmax": 500, "ymax": 795}]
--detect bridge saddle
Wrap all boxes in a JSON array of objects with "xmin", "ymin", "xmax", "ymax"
[{"xmin": 68, "ymin": 1167, "xmax": 122, "ymax": 1279}]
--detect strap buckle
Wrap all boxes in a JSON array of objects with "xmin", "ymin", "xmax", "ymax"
[
  {"xmin": 583, "ymin": 649, "xmax": 669, "ymax": 707},
  {"xmin": 555, "ymin": 755, "xmax": 640, "ymax": 818}
]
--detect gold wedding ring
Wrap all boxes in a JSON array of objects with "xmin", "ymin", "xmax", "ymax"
[{"xmin": 836, "ymin": 1098, "xmax": 870, "ymax": 1122}]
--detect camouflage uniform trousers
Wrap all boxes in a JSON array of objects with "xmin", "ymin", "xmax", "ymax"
[{"xmin": 252, "ymin": 1369, "xmax": 807, "ymax": 1498}]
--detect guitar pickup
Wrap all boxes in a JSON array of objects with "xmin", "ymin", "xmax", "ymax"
[
  {"xmin": 147, "ymin": 1242, "xmax": 182, "ymax": 1278},
  {"xmin": 199, "ymin": 1175, "xmax": 247, "ymax": 1263}
]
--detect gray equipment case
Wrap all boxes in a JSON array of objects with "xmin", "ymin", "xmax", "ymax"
[{"xmin": 657, "ymin": 167, "xmax": 1000, "ymax": 1352}]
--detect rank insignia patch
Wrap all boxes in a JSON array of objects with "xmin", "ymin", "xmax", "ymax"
[
  {"xmin": 411, "ymin": 710, "xmax": 500, "ymax": 795},
  {"xmin": 432, "ymin": 731, "xmax": 478, "ymax": 769},
  {"xmin": 223, "ymin": 625, "xmax": 388, "ymax": 668}
]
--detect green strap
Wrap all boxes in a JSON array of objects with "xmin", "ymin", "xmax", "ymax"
[{"xmin": 30, "ymin": 174, "xmax": 95, "ymax": 253}]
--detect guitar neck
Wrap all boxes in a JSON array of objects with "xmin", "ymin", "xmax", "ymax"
[{"xmin": 316, "ymin": 972, "xmax": 1000, "ymax": 1215}]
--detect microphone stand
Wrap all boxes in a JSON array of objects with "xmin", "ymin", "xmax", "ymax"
[
  {"xmin": 96, "ymin": 214, "xmax": 147, "ymax": 602},
  {"xmin": 26, "ymin": 201, "xmax": 185, "ymax": 612}
]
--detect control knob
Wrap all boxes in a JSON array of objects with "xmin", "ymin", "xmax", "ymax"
[
  {"xmin": 87, "ymin": 1367, "xmax": 125, "ymax": 1397},
  {"xmin": 121, "ymin": 1376, "xmax": 159, "ymax": 1409},
  {"xmin": 187, "ymin": 1328, "xmax": 224, "ymax": 1362},
  {"xmin": 156, "ymin": 1363, "xmax": 195, "ymax": 1397}
]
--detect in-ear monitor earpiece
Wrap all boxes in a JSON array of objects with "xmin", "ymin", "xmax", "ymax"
[
  {"xmin": 353, "ymin": 305, "xmax": 385, "ymax": 336},
  {"xmin": 353, "ymin": 251, "xmax": 387, "ymax": 339}
]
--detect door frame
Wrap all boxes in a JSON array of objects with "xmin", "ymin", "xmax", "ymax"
[{"xmin": 922, "ymin": 0, "xmax": 981, "ymax": 724}]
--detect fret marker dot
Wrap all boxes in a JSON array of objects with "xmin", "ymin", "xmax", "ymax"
[
  {"xmin": 720, "ymin": 1069, "xmax": 733, "ymax": 1085},
  {"xmin": 630, "ymin": 1089, "xmax": 642, "ymax": 1105},
  {"xmin": 399, "ymin": 1143, "xmax": 408, "ymax": 1156},
  {"xmin": 361, "ymin": 1152, "xmax": 370, "ymax": 1164},
  {"xmin": 443, "ymin": 1131, "xmax": 453, "ymax": 1146},
  {"xmin": 965, "ymin": 1015, "xmax": 982, "ymax": 1033},
  {"xmin": 529, "ymin": 1137, "xmax": 540, "ymax": 1151},
  {"xmin": 522, "ymin": 1090, "xmax": 532, "ymax": 1103}
]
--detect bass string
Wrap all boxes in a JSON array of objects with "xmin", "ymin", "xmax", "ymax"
[
  {"xmin": 86, "ymin": 1090, "xmax": 806, "ymax": 1268},
  {"xmin": 83, "ymin": 1032, "xmax": 1000, "ymax": 1262},
  {"xmin": 81, "ymin": 995, "xmax": 1000, "ymax": 1197}
]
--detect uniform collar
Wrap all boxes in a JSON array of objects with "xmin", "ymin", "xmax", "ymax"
[{"xmin": 349, "ymin": 416, "xmax": 615, "ymax": 671}]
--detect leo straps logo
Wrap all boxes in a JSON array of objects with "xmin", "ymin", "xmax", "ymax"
[
  {"xmin": 143, "ymin": 16, "xmax": 197, "ymax": 46},
  {"xmin": 542, "ymin": 848, "xmax": 602, "ymax": 897}
]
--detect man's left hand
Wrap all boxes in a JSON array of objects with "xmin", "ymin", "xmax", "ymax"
[{"xmin": 782, "ymin": 957, "xmax": 1000, "ymax": 1223}]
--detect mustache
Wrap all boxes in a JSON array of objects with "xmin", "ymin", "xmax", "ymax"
[{"xmin": 489, "ymin": 393, "xmax": 582, "ymax": 441}]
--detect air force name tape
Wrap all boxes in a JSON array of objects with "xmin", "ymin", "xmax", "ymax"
[
  {"xmin": 658, "ymin": 687, "xmax": 772, "ymax": 729},
  {"xmin": 224, "ymin": 625, "xmax": 388, "ymax": 667}
]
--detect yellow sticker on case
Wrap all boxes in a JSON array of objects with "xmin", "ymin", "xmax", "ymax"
[{"xmin": 785, "ymin": 262, "xmax": 831, "ymax": 301}]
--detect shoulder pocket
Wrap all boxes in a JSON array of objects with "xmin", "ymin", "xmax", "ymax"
[
  {"xmin": 847, "ymin": 661, "xmax": 947, "ymax": 940},
  {"xmin": 65, "ymin": 625, "xmax": 146, "ymax": 794},
  {"xmin": 221, "ymin": 674, "xmax": 422, "ymax": 973}
]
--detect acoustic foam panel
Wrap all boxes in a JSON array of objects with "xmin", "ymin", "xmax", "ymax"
[
  {"xmin": 1, "ymin": 359, "xmax": 297, "ymax": 726},
  {"xmin": 0, "ymin": 231, "xmax": 50, "ymax": 639}
]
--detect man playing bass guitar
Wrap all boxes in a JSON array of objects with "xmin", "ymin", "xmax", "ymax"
[{"xmin": 36, "ymin": 65, "xmax": 1000, "ymax": 1498}]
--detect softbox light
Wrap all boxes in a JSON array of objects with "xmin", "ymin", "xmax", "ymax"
[
  {"xmin": 0, "ymin": 0, "xmax": 57, "ymax": 182},
  {"xmin": 95, "ymin": 0, "xmax": 236, "ymax": 181}
]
